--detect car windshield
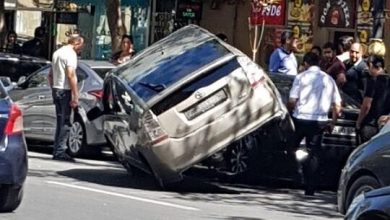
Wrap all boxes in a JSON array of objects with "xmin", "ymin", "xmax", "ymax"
[{"xmin": 114, "ymin": 27, "xmax": 230, "ymax": 102}]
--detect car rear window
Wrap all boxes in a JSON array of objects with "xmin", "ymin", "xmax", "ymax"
[
  {"xmin": 152, "ymin": 58, "xmax": 240, "ymax": 115},
  {"xmin": 118, "ymin": 39, "xmax": 230, "ymax": 102}
]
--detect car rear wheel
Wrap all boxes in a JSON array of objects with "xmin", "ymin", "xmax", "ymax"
[
  {"xmin": 0, "ymin": 184, "xmax": 23, "ymax": 213},
  {"xmin": 68, "ymin": 117, "xmax": 86, "ymax": 157},
  {"xmin": 225, "ymin": 134, "xmax": 258, "ymax": 176},
  {"xmin": 345, "ymin": 175, "xmax": 380, "ymax": 212}
]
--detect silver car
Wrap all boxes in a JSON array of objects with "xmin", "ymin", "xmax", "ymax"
[
  {"xmin": 89, "ymin": 25, "xmax": 291, "ymax": 187},
  {"xmin": 9, "ymin": 60, "xmax": 115, "ymax": 156}
]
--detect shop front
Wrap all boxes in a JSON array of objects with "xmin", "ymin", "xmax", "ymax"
[{"xmin": 199, "ymin": 0, "xmax": 390, "ymax": 70}]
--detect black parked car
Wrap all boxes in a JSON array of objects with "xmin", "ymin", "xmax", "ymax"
[
  {"xmin": 0, "ymin": 52, "xmax": 50, "ymax": 82},
  {"xmin": 0, "ymin": 81, "xmax": 28, "ymax": 212},
  {"xmin": 338, "ymin": 123, "xmax": 390, "ymax": 214},
  {"xmin": 345, "ymin": 186, "xmax": 390, "ymax": 220},
  {"xmin": 209, "ymin": 73, "xmax": 360, "ymax": 188}
]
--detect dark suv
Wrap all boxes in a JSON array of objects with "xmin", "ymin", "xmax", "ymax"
[{"xmin": 0, "ymin": 52, "xmax": 50, "ymax": 82}]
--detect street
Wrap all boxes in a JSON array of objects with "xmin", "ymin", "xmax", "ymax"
[{"xmin": 1, "ymin": 149, "xmax": 343, "ymax": 220}]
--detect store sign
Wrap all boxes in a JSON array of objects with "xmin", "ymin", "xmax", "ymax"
[
  {"xmin": 56, "ymin": 12, "xmax": 79, "ymax": 25},
  {"xmin": 176, "ymin": 0, "xmax": 202, "ymax": 20},
  {"xmin": 250, "ymin": 0, "xmax": 286, "ymax": 26},
  {"xmin": 318, "ymin": 0, "xmax": 356, "ymax": 29}
]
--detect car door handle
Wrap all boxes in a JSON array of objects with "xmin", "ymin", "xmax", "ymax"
[{"xmin": 38, "ymin": 95, "xmax": 45, "ymax": 100}]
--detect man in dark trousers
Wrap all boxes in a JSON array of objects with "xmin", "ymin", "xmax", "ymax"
[
  {"xmin": 356, "ymin": 55, "xmax": 390, "ymax": 143},
  {"xmin": 288, "ymin": 52, "xmax": 342, "ymax": 196},
  {"xmin": 48, "ymin": 35, "xmax": 84, "ymax": 161}
]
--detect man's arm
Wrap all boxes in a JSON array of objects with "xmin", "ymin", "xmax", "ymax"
[
  {"xmin": 356, "ymin": 97, "xmax": 372, "ymax": 129},
  {"xmin": 48, "ymin": 67, "xmax": 53, "ymax": 88},
  {"xmin": 65, "ymin": 66, "xmax": 79, "ymax": 108}
]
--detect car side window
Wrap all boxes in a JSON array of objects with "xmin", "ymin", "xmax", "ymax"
[
  {"xmin": 76, "ymin": 67, "xmax": 88, "ymax": 82},
  {"xmin": 114, "ymin": 82, "xmax": 134, "ymax": 115},
  {"xmin": 27, "ymin": 67, "xmax": 50, "ymax": 88}
]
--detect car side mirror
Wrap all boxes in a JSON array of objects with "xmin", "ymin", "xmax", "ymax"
[
  {"xmin": 17, "ymin": 76, "xmax": 27, "ymax": 86},
  {"xmin": 87, "ymin": 106, "xmax": 104, "ymax": 121}
]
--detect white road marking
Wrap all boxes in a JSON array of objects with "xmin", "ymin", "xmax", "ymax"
[{"xmin": 46, "ymin": 181, "xmax": 200, "ymax": 211}]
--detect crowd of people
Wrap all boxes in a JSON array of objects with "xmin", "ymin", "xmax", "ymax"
[{"xmin": 270, "ymin": 30, "xmax": 390, "ymax": 196}]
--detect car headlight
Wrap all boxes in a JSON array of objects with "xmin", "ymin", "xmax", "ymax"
[{"xmin": 345, "ymin": 193, "xmax": 365, "ymax": 219}]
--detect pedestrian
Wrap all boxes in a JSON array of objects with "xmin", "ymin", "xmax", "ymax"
[
  {"xmin": 288, "ymin": 52, "xmax": 342, "ymax": 196},
  {"xmin": 110, "ymin": 34, "xmax": 135, "ymax": 65},
  {"xmin": 356, "ymin": 55, "xmax": 390, "ymax": 143},
  {"xmin": 269, "ymin": 30, "xmax": 298, "ymax": 75},
  {"xmin": 1, "ymin": 30, "xmax": 21, "ymax": 54},
  {"xmin": 336, "ymin": 35, "xmax": 354, "ymax": 63},
  {"xmin": 48, "ymin": 35, "xmax": 84, "ymax": 162},
  {"xmin": 310, "ymin": 45, "xmax": 322, "ymax": 57},
  {"xmin": 342, "ymin": 42, "xmax": 369, "ymax": 103},
  {"xmin": 21, "ymin": 26, "xmax": 47, "ymax": 58},
  {"xmin": 319, "ymin": 42, "xmax": 346, "ymax": 86}
]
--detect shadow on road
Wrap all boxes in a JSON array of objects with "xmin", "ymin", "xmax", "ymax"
[{"xmin": 56, "ymin": 168, "xmax": 241, "ymax": 195}]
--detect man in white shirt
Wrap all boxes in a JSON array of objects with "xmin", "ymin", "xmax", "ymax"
[
  {"xmin": 48, "ymin": 35, "xmax": 84, "ymax": 162},
  {"xmin": 288, "ymin": 52, "xmax": 342, "ymax": 196}
]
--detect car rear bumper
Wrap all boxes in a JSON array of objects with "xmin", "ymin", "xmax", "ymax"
[
  {"xmin": 0, "ymin": 134, "xmax": 28, "ymax": 186},
  {"xmin": 144, "ymin": 104, "xmax": 288, "ymax": 183}
]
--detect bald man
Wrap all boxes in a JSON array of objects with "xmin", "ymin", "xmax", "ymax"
[
  {"xmin": 341, "ymin": 42, "xmax": 369, "ymax": 103},
  {"xmin": 48, "ymin": 35, "xmax": 84, "ymax": 162}
]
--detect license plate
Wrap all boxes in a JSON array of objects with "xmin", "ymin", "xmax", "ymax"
[
  {"xmin": 332, "ymin": 125, "xmax": 356, "ymax": 136},
  {"xmin": 184, "ymin": 90, "xmax": 227, "ymax": 120}
]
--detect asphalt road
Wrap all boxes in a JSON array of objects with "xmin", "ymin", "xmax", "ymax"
[{"xmin": 1, "ymin": 150, "xmax": 344, "ymax": 220}]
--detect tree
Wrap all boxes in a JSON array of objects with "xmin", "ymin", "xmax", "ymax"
[{"xmin": 105, "ymin": 0, "xmax": 126, "ymax": 54}]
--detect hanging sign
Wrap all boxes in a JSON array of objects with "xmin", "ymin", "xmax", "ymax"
[
  {"xmin": 318, "ymin": 0, "xmax": 356, "ymax": 29},
  {"xmin": 250, "ymin": 0, "xmax": 286, "ymax": 26}
]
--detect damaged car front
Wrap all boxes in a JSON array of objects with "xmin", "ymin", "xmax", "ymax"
[{"xmin": 89, "ymin": 25, "xmax": 292, "ymax": 187}]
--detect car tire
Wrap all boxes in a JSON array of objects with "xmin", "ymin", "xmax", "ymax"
[
  {"xmin": 224, "ymin": 133, "xmax": 259, "ymax": 177},
  {"xmin": 345, "ymin": 175, "xmax": 380, "ymax": 211},
  {"xmin": 0, "ymin": 185, "xmax": 23, "ymax": 213},
  {"xmin": 68, "ymin": 116, "xmax": 86, "ymax": 157}
]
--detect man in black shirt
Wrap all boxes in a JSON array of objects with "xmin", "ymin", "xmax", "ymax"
[{"xmin": 356, "ymin": 55, "xmax": 390, "ymax": 143}]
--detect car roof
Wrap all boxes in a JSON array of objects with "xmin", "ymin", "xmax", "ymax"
[
  {"xmin": 79, "ymin": 60, "xmax": 115, "ymax": 69},
  {"xmin": 0, "ymin": 52, "xmax": 50, "ymax": 64},
  {"xmin": 113, "ymin": 25, "xmax": 240, "ymax": 104}
]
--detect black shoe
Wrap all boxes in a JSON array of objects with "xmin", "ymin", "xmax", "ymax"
[{"xmin": 53, "ymin": 154, "xmax": 75, "ymax": 162}]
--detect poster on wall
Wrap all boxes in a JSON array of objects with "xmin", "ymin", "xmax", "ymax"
[
  {"xmin": 318, "ymin": 0, "xmax": 356, "ymax": 29},
  {"xmin": 250, "ymin": 0, "xmax": 286, "ymax": 26},
  {"xmin": 356, "ymin": 0, "xmax": 385, "ymax": 39},
  {"xmin": 287, "ymin": 0, "xmax": 315, "ymax": 54}
]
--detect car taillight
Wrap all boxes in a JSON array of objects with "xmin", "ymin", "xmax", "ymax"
[
  {"xmin": 237, "ymin": 56, "xmax": 265, "ymax": 88},
  {"xmin": 88, "ymin": 90, "xmax": 103, "ymax": 99},
  {"xmin": 5, "ymin": 104, "xmax": 23, "ymax": 135},
  {"xmin": 142, "ymin": 111, "xmax": 168, "ymax": 145}
]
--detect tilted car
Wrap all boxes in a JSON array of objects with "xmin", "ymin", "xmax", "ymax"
[
  {"xmin": 0, "ymin": 81, "xmax": 28, "ymax": 212},
  {"xmin": 345, "ymin": 186, "xmax": 390, "ymax": 220},
  {"xmin": 88, "ymin": 25, "xmax": 292, "ymax": 187},
  {"xmin": 9, "ymin": 61, "xmax": 114, "ymax": 156},
  {"xmin": 338, "ymin": 122, "xmax": 390, "ymax": 214},
  {"xmin": 0, "ymin": 52, "xmax": 50, "ymax": 82}
]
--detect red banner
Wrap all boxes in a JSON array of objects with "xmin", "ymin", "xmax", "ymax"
[{"xmin": 250, "ymin": 0, "xmax": 286, "ymax": 26}]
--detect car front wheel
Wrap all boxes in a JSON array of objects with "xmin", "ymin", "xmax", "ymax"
[
  {"xmin": 68, "ymin": 117, "xmax": 86, "ymax": 157},
  {"xmin": 225, "ymin": 134, "xmax": 258, "ymax": 176},
  {"xmin": 345, "ymin": 175, "xmax": 380, "ymax": 212},
  {"xmin": 0, "ymin": 184, "xmax": 24, "ymax": 212}
]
